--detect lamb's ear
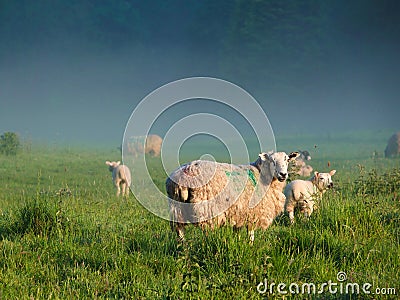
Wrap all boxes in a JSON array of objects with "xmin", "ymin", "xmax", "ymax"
[
  {"xmin": 289, "ymin": 151, "xmax": 300, "ymax": 161},
  {"xmin": 329, "ymin": 170, "xmax": 336, "ymax": 176}
]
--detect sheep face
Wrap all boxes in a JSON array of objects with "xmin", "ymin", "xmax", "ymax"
[
  {"xmin": 312, "ymin": 169, "xmax": 336, "ymax": 191},
  {"xmin": 259, "ymin": 151, "xmax": 300, "ymax": 182},
  {"xmin": 298, "ymin": 150, "xmax": 311, "ymax": 161},
  {"xmin": 106, "ymin": 161, "xmax": 121, "ymax": 172}
]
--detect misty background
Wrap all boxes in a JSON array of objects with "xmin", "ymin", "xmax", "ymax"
[{"xmin": 1, "ymin": 0, "xmax": 399, "ymax": 146}]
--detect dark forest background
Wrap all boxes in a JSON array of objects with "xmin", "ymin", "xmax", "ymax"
[{"xmin": 1, "ymin": 0, "xmax": 399, "ymax": 143}]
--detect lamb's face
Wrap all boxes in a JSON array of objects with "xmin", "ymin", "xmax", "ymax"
[
  {"xmin": 314, "ymin": 170, "xmax": 336, "ymax": 191},
  {"xmin": 105, "ymin": 161, "xmax": 121, "ymax": 172},
  {"xmin": 259, "ymin": 151, "xmax": 300, "ymax": 182}
]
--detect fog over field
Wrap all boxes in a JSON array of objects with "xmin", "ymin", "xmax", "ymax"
[{"xmin": 1, "ymin": 1, "xmax": 399, "ymax": 145}]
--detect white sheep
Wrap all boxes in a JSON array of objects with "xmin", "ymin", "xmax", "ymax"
[
  {"xmin": 105, "ymin": 161, "xmax": 132, "ymax": 197},
  {"xmin": 166, "ymin": 151, "xmax": 299, "ymax": 242},
  {"xmin": 284, "ymin": 169, "xmax": 336, "ymax": 224}
]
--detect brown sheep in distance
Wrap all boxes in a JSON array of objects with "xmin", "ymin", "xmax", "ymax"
[
  {"xmin": 385, "ymin": 132, "xmax": 400, "ymax": 158},
  {"xmin": 127, "ymin": 134, "xmax": 163, "ymax": 157}
]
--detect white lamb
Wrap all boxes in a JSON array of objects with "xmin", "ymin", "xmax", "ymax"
[
  {"xmin": 166, "ymin": 151, "xmax": 299, "ymax": 242},
  {"xmin": 105, "ymin": 161, "xmax": 132, "ymax": 197},
  {"xmin": 284, "ymin": 170, "xmax": 336, "ymax": 224}
]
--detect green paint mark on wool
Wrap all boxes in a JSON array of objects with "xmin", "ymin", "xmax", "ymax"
[
  {"xmin": 225, "ymin": 171, "xmax": 242, "ymax": 177},
  {"xmin": 247, "ymin": 170, "xmax": 257, "ymax": 187},
  {"xmin": 225, "ymin": 170, "xmax": 257, "ymax": 187}
]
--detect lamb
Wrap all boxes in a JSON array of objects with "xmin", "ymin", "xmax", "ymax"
[
  {"xmin": 105, "ymin": 161, "xmax": 132, "ymax": 197},
  {"xmin": 166, "ymin": 151, "xmax": 300, "ymax": 242},
  {"xmin": 284, "ymin": 170, "xmax": 336, "ymax": 224}
]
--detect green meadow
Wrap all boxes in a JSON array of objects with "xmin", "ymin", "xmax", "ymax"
[{"xmin": 0, "ymin": 131, "xmax": 399, "ymax": 299}]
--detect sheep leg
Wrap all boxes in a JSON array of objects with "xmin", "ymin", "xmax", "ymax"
[
  {"xmin": 288, "ymin": 211, "xmax": 295, "ymax": 224},
  {"xmin": 175, "ymin": 223, "xmax": 185, "ymax": 242},
  {"xmin": 124, "ymin": 184, "xmax": 130, "ymax": 197},
  {"xmin": 170, "ymin": 221, "xmax": 185, "ymax": 242},
  {"xmin": 249, "ymin": 230, "xmax": 255, "ymax": 244},
  {"xmin": 121, "ymin": 182, "xmax": 126, "ymax": 197},
  {"xmin": 247, "ymin": 225, "xmax": 255, "ymax": 244},
  {"xmin": 177, "ymin": 226, "xmax": 185, "ymax": 242},
  {"xmin": 115, "ymin": 180, "xmax": 121, "ymax": 196},
  {"xmin": 285, "ymin": 204, "xmax": 295, "ymax": 224},
  {"xmin": 303, "ymin": 203, "xmax": 314, "ymax": 219}
]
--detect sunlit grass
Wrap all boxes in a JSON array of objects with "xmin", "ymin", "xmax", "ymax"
[{"xmin": 0, "ymin": 134, "xmax": 399, "ymax": 298}]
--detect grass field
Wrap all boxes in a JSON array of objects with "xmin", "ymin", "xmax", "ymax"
[{"xmin": 0, "ymin": 131, "xmax": 399, "ymax": 299}]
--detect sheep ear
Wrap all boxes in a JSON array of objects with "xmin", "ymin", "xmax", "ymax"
[
  {"xmin": 116, "ymin": 161, "xmax": 121, "ymax": 165},
  {"xmin": 289, "ymin": 151, "xmax": 300, "ymax": 161},
  {"xmin": 329, "ymin": 170, "xmax": 336, "ymax": 176},
  {"xmin": 105, "ymin": 161, "xmax": 111, "ymax": 165},
  {"xmin": 314, "ymin": 171, "xmax": 319, "ymax": 178},
  {"xmin": 259, "ymin": 153, "xmax": 268, "ymax": 161}
]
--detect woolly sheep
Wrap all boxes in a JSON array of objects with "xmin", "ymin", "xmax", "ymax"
[
  {"xmin": 167, "ymin": 151, "xmax": 300, "ymax": 242},
  {"xmin": 127, "ymin": 134, "xmax": 163, "ymax": 157},
  {"xmin": 105, "ymin": 161, "xmax": 132, "ymax": 197},
  {"xmin": 292, "ymin": 150, "xmax": 313, "ymax": 177},
  {"xmin": 284, "ymin": 169, "xmax": 336, "ymax": 224},
  {"xmin": 384, "ymin": 132, "xmax": 400, "ymax": 158}
]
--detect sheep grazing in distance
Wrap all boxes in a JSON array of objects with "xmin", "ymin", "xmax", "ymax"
[
  {"xmin": 284, "ymin": 170, "xmax": 336, "ymax": 224},
  {"xmin": 105, "ymin": 161, "xmax": 131, "ymax": 197},
  {"xmin": 291, "ymin": 149, "xmax": 313, "ymax": 177},
  {"xmin": 126, "ymin": 134, "xmax": 163, "ymax": 157},
  {"xmin": 384, "ymin": 132, "xmax": 400, "ymax": 158},
  {"xmin": 298, "ymin": 150, "xmax": 311, "ymax": 161},
  {"xmin": 167, "ymin": 151, "xmax": 300, "ymax": 242}
]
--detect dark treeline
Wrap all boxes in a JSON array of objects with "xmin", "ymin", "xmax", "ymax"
[
  {"xmin": 1, "ymin": 1, "xmax": 399, "ymax": 142},
  {"xmin": 1, "ymin": 0, "xmax": 399, "ymax": 89}
]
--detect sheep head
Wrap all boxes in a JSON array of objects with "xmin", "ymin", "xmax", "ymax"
[
  {"xmin": 311, "ymin": 169, "xmax": 336, "ymax": 192},
  {"xmin": 106, "ymin": 161, "xmax": 121, "ymax": 172},
  {"xmin": 258, "ymin": 151, "xmax": 300, "ymax": 182},
  {"xmin": 298, "ymin": 150, "xmax": 311, "ymax": 161}
]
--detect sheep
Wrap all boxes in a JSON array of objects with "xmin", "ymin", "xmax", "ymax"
[
  {"xmin": 298, "ymin": 150, "xmax": 311, "ymax": 161},
  {"xmin": 384, "ymin": 132, "xmax": 400, "ymax": 158},
  {"xmin": 166, "ymin": 151, "xmax": 300, "ymax": 242},
  {"xmin": 290, "ymin": 149, "xmax": 313, "ymax": 177},
  {"xmin": 284, "ymin": 169, "xmax": 336, "ymax": 224},
  {"xmin": 126, "ymin": 134, "xmax": 163, "ymax": 157},
  {"xmin": 105, "ymin": 161, "xmax": 131, "ymax": 197}
]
